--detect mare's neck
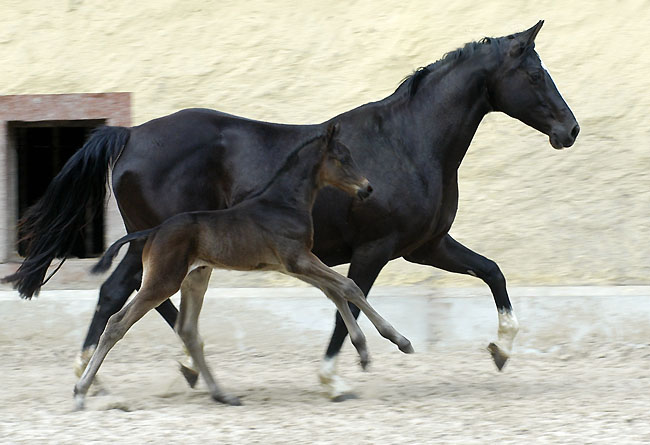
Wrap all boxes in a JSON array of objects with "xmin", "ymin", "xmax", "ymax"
[{"xmin": 390, "ymin": 51, "xmax": 495, "ymax": 174}]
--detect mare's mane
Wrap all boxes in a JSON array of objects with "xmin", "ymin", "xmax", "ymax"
[{"xmin": 398, "ymin": 36, "xmax": 499, "ymax": 98}]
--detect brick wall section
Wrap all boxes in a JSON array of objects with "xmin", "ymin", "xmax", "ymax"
[
  {"xmin": 0, "ymin": 93, "xmax": 131, "ymax": 261},
  {"xmin": 0, "ymin": 93, "xmax": 131, "ymax": 125}
]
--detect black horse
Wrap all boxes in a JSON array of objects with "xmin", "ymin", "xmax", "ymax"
[
  {"xmin": 74, "ymin": 125, "xmax": 411, "ymax": 409},
  {"xmin": 5, "ymin": 21, "xmax": 578, "ymax": 399}
]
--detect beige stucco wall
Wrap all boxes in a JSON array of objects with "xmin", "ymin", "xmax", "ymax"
[{"xmin": 1, "ymin": 0, "xmax": 648, "ymax": 285}]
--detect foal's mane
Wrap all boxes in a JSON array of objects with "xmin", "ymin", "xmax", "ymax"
[
  {"xmin": 243, "ymin": 131, "xmax": 326, "ymax": 201},
  {"xmin": 398, "ymin": 36, "xmax": 499, "ymax": 98}
]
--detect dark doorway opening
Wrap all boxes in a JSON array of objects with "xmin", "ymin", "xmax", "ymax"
[{"xmin": 10, "ymin": 120, "xmax": 106, "ymax": 258}]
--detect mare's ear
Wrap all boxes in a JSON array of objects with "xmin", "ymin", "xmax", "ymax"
[{"xmin": 509, "ymin": 20, "xmax": 544, "ymax": 57}]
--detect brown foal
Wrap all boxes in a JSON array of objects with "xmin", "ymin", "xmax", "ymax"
[{"xmin": 74, "ymin": 123, "xmax": 413, "ymax": 408}]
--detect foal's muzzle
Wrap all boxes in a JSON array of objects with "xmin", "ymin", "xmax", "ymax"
[{"xmin": 356, "ymin": 180, "xmax": 373, "ymax": 200}]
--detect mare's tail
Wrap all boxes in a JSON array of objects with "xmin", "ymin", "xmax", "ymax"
[
  {"xmin": 91, "ymin": 228, "xmax": 157, "ymax": 275},
  {"xmin": 2, "ymin": 126, "xmax": 131, "ymax": 299}
]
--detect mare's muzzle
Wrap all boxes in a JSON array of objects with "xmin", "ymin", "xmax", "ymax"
[{"xmin": 550, "ymin": 122, "xmax": 580, "ymax": 150}]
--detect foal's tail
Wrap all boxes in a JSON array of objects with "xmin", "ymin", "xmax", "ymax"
[
  {"xmin": 91, "ymin": 228, "xmax": 157, "ymax": 275},
  {"xmin": 2, "ymin": 126, "xmax": 131, "ymax": 299}
]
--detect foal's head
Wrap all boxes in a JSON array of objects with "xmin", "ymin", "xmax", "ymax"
[{"xmin": 318, "ymin": 123, "xmax": 373, "ymax": 200}]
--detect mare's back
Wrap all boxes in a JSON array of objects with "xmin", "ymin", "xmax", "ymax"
[{"xmin": 112, "ymin": 108, "xmax": 322, "ymax": 230}]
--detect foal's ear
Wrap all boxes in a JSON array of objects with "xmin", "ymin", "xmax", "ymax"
[
  {"xmin": 326, "ymin": 122, "xmax": 340, "ymax": 143},
  {"xmin": 509, "ymin": 20, "xmax": 544, "ymax": 57}
]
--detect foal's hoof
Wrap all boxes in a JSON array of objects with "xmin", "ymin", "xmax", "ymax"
[
  {"xmin": 359, "ymin": 355, "xmax": 370, "ymax": 371},
  {"xmin": 398, "ymin": 340, "xmax": 415, "ymax": 354},
  {"xmin": 73, "ymin": 388, "xmax": 86, "ymax": 411},
  {"xmin": 178, "ymin": 362, "xmax": 200, "ymax": 388},
  {"xmin": 212, "ymin": 393, "xmax": 242, "ymax": 406},
  {"xmin": 487, "ymin": 342, "xmax": 510, "ymax": 371}
]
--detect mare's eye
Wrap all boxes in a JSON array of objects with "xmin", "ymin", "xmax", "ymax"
[{"xmin": 529, "ymin": 70, "xmax": 542, "ymax": 82}]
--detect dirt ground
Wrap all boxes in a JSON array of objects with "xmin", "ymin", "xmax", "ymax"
[{"xmin": 1, "ymin": 287, "xmax": 649, "ymax": 444}]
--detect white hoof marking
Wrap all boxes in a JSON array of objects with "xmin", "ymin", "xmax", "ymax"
[
  {"xmin": 74, "ymin": 346, "xmax": 96, "ymax": 378},
  {"xmin": 496, "ymin": 309, "xmax": 519, "ymax": 355},
  {"xmin": 318, "ymin": 356, "xmax": 352, "ymax": 399}
]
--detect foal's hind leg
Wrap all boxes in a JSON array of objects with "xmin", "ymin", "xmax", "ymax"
[
  {"xmin": 73, "ymin": 285, "xmax": 172, "ymax": 410},
  {"xmin": 74, "ymin": 244, "xmax": 144, "ymax": 388},
  {"xmin": 176, "ymin": 267, "xmax": 241, "ymax": 406}
]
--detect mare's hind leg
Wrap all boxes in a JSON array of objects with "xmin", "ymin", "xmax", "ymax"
[
  {"xmin": 73, "ymin": 284, "xmax": 173, "ymax": 410},
  {"xmin": 176, "ymin": 267, "xmax": 241, "ymax": 406},
  {"xmin": 405, "ymin": 233, "xmax": 519, "ymax": 370}
]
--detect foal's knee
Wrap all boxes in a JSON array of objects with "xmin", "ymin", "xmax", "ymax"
[{"xmin": 340, "ymin": 279, "xmax": 364, "ymax": 304}]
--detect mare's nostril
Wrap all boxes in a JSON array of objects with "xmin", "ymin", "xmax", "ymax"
[
  {"xmin": 571, "ymin": 124, "xmax": 580, "ymax": 139},
  {"xmin": 366, "ymin": 185, "xmax": 373, "ymax": 194}
]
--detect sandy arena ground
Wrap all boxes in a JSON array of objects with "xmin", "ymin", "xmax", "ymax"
[{"xmin": 1, "ymin": 285, "xmax": 649, "ymax": 444}]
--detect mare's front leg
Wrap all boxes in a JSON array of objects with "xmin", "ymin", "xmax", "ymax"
[{"xmin": 405, "ymin": 233, "xmax": 519, "ymax": 370}]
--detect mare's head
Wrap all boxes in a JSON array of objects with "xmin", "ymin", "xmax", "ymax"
[
  {"xmin": 487, "ymin": 20, "xmax": 579, "ymax": 149},
  {"xmin": 318, "ymin": 123, "xmax": 373, "ymax": 200}
]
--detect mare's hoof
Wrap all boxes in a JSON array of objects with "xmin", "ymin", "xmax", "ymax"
[
  {"xmin": 179, "ymin": 362, "xmax": 200, "ymax": 388},
  {"xmin": 487, "ymin": 342, "xmax": 509, "ymax": 371},
  {"xmin": 398, "ymin": 340, "xmax": 415, "ymax": 354},
  {"xmin": 212, "ymin": 393, "xmax": 242, "ymax": 406},
  {"xmin": 332, "ymin": 393, "xmax": 359, "ymax": 403}
]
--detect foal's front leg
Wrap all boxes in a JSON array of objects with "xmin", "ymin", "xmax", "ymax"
[
  {"xmin": 290, "ymin": 253, "xmax": 413, "ymax": 363},
  {"xmin": 176, "ymin": 267, "xmax": 241, "ymax": 406}
]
